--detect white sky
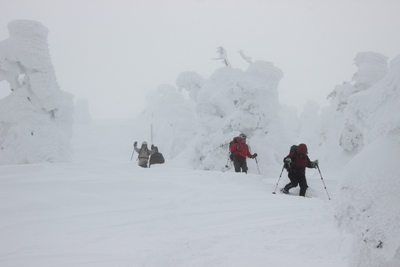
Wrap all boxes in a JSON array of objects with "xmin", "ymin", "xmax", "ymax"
[{"xmin": 1, "ymin": 0, "xmax": 400, "ymax": 119}]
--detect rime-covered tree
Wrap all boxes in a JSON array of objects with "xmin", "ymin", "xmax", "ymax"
[
  {"xmin": 335, "ymin": 54, "xmax": 400, "ymax": 267},
  {"xmin": 0, "ymin": 20, "xmax": 73, "ymax": 164}
]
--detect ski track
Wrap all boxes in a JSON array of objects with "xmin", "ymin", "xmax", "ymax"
[{"xmin": 0, "ymin": 120, "xmax": 348, "ymax": 267}]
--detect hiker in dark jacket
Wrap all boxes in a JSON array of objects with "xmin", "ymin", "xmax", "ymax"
[
  {"xmin": 281, "ymin": 143, "xmax": 318, "ymax": 197},
  {"xmin": 149, "ymin": 146, "xmax": 165, "ymax": 167},
  {"xmin": 134, "ymin": 141, "xmax": 154, "ymax": 168},
  {"xmin": 229, "ymin": 133, "xmax": 257, "ymax": 173}
]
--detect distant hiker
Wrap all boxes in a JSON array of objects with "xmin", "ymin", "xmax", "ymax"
[
  {"xmin": 281, "ymin": 143, "xmax": 318, "ymax": 197},
  {"xmin": 149, "ymin": 146, "xmax": 165, "ymax": 168},
  {"xmin": 229, "ymin": 133, "xmax": 257, "ymax": 173},
  {"xmin": 133, "ymin": 141, "xmax": 154, "ymax": 168}
]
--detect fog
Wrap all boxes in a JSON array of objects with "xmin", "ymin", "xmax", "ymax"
[{"xmin": 1, "ymin": 0, "xmax": 399, "ymax": 119}]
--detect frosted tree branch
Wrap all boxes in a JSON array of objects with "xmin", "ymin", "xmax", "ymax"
[
  {"xmin": 238, "ymin": 50, "xmax": 253, "ymax": 65},
  {"xmin": 212, "ymin": 46, "xmax": 231, "ymax": 67}
]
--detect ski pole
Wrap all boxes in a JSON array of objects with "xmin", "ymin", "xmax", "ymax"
[
  {"xmin": 255, "ymin": 157, "xmax": 260, "ymax": 175},
  {"xmin": 130, "ymin": 147, "xmax": 135, "ymax": 161},
  {"xmin": 317, "ymin": 164, "xmax": 331, "ymax": 200},
  {"xmin": 225, "ymin": 155, "xmax": 230, "ymax": 168},
  {"xmin": 272, "ymin": 165, "xmax": 285, "ymax": 194}
]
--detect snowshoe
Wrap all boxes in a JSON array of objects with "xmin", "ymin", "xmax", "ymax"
[{"xmin": 280, "ymin": 188, "xmax": 289, "ymax": 194}]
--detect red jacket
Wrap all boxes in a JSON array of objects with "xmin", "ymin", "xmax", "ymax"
[
  {"xmin": 284, "ymin": 152, "xmax": 313, "ymax": 174},
  {"xmin": 230, "ymin": 137, "xmax": 254, "ymax": 162}
]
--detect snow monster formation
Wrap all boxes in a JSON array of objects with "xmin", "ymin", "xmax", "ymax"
[
  {"xmin": 0, "ymin": 20, "xmax": 73, "ymax": 165},
  {"xmin": 335, "ymin": 54, "xmax": 400, "ymax": 267},
  {"xmin": 320, "ymin": 52, "xmax": 389, "ymax": 152},
  {"xmin": 139, "ymin": 49, "xmax": 291, "ymax": 173}
]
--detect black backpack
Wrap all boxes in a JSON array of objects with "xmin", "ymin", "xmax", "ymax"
[
  {"xmin": 284, "ymin": 145, "xmax": 298, "ymax": 171},
  {"xmin": 229, "ymin": 137, "xmax": 239, "ymax": 161},
  {"xmin": 289, "ymin": 145, "xmax": 298, "ymax": 154}
]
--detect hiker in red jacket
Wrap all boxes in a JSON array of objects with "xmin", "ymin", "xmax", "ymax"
[
  {"xmin": 281, "ymin": 143, "xmax": 318, "ymax": 197},
  {"xmin": 229, "ymin": 133, "xmax": 257, "ymax": 173}
]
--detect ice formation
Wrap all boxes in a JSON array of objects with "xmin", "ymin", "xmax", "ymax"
[{"xmin": 0, "ymin": 20, "xmax": 73, "ymax": 165}]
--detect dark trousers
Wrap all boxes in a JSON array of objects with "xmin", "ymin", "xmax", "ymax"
[
  {"xmin": 284, "ymin": 172, "xmax": 308, "ymax": 196},
  {"xmin": 233, "ymin": 158, "xmax": 248, "ymax": 173}
]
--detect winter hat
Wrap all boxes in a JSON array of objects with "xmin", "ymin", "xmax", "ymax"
[
  {"xmin": 297, "ymin": 143, "xmax": 308, "ymax": 154},
  {"xmin": 142, "ymin": 141, "xmax": 148, "ymax": 145}
]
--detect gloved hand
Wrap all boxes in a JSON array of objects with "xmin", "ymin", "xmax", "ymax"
[
  {"xmin": 253, "ymin": 153, "xmax": 257, "ymax": 158},
  {"xmin": 314, "ymin": 159, "xmax": 319, "ymax": 167},
  {"xmin": 151, "ymin": 144, "xmax": 154, "ymax": 150},
  {"xmin": 134, "ymin": 141, "xmax": 137, "ymax": 146},
  {"xmin": 285, "ymin": 158, "xmax": 291, "ymax": 163}
]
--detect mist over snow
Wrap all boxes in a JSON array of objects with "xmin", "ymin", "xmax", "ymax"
[{"xmin": 0, "ymin": 18, "xmax": 400, "ymax": 267}]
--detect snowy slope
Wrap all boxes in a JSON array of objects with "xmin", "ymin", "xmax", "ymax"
[{"xmin": 0, "ymin": 119, "xmax": 348, "ymax": 267}]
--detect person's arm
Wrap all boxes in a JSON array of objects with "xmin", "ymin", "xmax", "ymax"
[
  {"xmin": 284, "ymin": 153, "xmax": 295, "ymax": 168},
  {"xmin": 134, "ymin": 142, "xmax": 141, "ymax": 153},
  {"xmin": 307, "ymin": 156, "xmax": 318, "ymax": 168},
  {"xmin": 246, "ymin": 146, "xmax": 255, "ymax": 158},
  {"xmin": 149, "ymin": 145, "xmax": 157, "ymax": 156},
  {"xmin": 283, "ymin": 152, "xmax": 295, "ymax": 162}
]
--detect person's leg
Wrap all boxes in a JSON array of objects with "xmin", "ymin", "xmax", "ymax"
[
  {"xmin": 138, "ymin": 159, "xmax": 148, "ymax": 168},
  {"xmin": 284, "ymin": 173, "xmax": 299, "ymax": 192},
  {"xmin": 298, "ymin": 175, "xmax": 308, "ymax": 197},
  {"xmin": 241, "ymin": 160, "xmax": 248, "ymax": 173},
  {"xmin": 233, "ymin": 158, "xmax": 241, "ymax": 172}
]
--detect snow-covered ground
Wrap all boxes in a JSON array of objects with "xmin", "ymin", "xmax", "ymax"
[
  {"xmin": 1, "ymin": 18, "xmax": 400, "ymax": 267},
  {"xmin": 0, "ymin": 119, "xmax": 349, "ymax": 267}
]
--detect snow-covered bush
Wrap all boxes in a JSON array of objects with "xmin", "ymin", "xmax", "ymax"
[
  {"xmin": 0, "ymin": 20, "xmax": 73, "ymax": 165},
  {"xmin": 335, "ymin": 54, "xmax": 400, "ymax": 267}
]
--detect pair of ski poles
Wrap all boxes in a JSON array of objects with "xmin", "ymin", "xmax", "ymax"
[{"xmin": 272, "ymin": 164, "xmax": 331, "ymax": 200}]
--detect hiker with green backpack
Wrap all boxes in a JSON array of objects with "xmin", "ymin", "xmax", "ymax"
[{"xmin": 281, "ymin": 143, "xmax": 318, "ymax": 197}]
